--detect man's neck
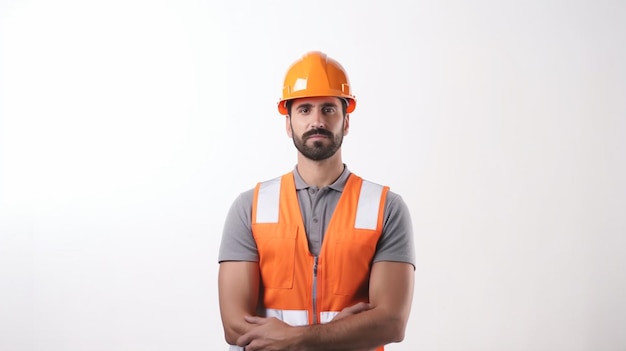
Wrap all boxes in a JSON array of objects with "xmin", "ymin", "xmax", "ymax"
[{"xmin": 296, "ymin": 153, "xmax": 344, "ymax": 188}]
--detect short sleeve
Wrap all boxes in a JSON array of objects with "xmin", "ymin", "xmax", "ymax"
[
  {"xmin": 217, "ymin": 189, "xmax": 259, "ymax": 263},
  {"xmin": 373, "ymin": 191, "xmax": 416, "ymax": 269}
]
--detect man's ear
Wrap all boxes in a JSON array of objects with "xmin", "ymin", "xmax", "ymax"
[
  {"xmin": 286, "ymin": 115, "xmax": 293, "ymax": 138},
  {"xmin": 343, "ymin": 114, "xmax": 350, "ymax": 136}
]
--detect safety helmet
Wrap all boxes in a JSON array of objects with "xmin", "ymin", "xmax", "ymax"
[{"xmin": 277, "ymin": 51, "xmax": 356, "ymax": 115}]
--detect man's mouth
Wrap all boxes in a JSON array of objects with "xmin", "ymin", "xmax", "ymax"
[{"xmin": 304, "ymin": 129, "xmax": 332, "ymax": 140}]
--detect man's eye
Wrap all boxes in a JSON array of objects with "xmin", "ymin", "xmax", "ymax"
[
  {"xmin": 299, "ymin": 108, "xmax": 310, "ymax": 114},
  {"xmin": 323, "ymin": 107, "xmax": 336, "ymax": 114}
]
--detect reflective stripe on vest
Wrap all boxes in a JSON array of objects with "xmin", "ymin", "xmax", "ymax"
[
  {"xmin": 255, "ymin": 177, "xmax": 281, "ymax": 223},
  {"xmin": 355, "ymin": 180, "xmax": 386, "ymax": 230},
  {"xmin": 261, "ymin": 308, "xmax": 338, "ymax": 325}
]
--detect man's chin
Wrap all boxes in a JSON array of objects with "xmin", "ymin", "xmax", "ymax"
[{"xmin": 310, "ymin": 140, "xmax": 327, "ymax": 148}]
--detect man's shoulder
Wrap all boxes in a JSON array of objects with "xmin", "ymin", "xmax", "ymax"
[
  {"xmin": 352, "ymin": 174, "xmax": 395, "ymax": 193},
  {"xmin": 229, "ymin": 188, "xmax": 255, "ymax": 210},
  {"xmin": 352, "ymin": 174, "xmax": 406, "ymax": 206},
  {"xmin": 232, "ymin": 171, "xmax": 292, "ymax": 206},
  {"xmin": 256, "ymin": 171, "xmax": 293, "ymax": 185}
]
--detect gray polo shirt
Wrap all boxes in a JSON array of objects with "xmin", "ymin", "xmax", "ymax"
[{"xmin": 218, "ymin": 165, "xmax": 415, "ymax": 268}]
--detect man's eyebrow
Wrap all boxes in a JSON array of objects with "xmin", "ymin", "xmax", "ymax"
[
  {"xmin": 295, "ymin": 103, "xmax": 314, "ymax": 109},
  {"xmin": 295, "ymin": 102, "xmax": 339, "ymax": 109}
]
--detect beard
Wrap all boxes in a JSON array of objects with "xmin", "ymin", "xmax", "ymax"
[{"xmin": 291, "ymin": 124, "xmax": 344, "ymax": 161}]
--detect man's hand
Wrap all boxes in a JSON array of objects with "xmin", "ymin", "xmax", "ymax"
[{"xmin": 236, "ymin": 316, "xmax": 299, "ymax": 351}]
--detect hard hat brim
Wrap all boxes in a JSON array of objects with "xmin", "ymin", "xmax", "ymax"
[{"xmin": 277, "ymin": 94, "xmax": 356, "ymax": 115}]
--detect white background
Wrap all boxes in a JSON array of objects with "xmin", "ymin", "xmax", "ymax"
[{"xmin": 1, "ymin": 0, "xmax": 625, "ymax": 350}]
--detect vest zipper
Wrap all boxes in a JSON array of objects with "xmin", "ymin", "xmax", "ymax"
[{"xmin": 312, "ymin": 255, "xmax": 319, "ymax": 324}]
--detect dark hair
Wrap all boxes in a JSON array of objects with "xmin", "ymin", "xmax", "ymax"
[{"xmin": 286, "ymin": 98, "xmax": 348, "ymax": 116}]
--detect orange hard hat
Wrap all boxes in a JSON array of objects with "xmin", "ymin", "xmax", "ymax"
[{"xmin": 277, "ymin": 51, "xmax": 356, "ymax": 115}]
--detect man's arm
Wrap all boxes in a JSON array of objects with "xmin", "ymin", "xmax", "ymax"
[
  {"xmin": 218, "ymin": 261, "xmax": 260, "ymax": 345},
  {"xmin": 238, "ymin": 261, "xmax": 414, "ymax": 351}
]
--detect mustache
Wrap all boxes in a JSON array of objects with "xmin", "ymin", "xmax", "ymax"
[{"xmin": 303, "ymin": 128, "xmax": 333, "ymax": 139}]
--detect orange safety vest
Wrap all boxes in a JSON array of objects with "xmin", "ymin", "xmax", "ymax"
[{"xmin": 251, "ymin": 171, "xmax": 389, "ymax": 350}]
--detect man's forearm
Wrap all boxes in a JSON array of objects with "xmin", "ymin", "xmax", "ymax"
[
  {"xmin": 295, "ymin": 307, "xmax": 406, "ymax": 351},
  {"xmin": 218, "ymin": 261, "xmax": 261, "ymax": 345}
]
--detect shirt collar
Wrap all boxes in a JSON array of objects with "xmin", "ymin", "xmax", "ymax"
[{"xmin": 292, "ymin": 164, "xmax": 351, "ymax": 192}]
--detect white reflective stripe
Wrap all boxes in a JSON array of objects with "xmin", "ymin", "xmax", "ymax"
[
  {"xmin": 320, "ymin": 311, "xmax": 339, "ymax": 324},
  {"xmin": 265, "ymin": 308, "xmax": 309, "ymax": 326},
  {"xmin": 255, "ymin": 177, "xmax": 281, "ymax": 223},
  {"xmin": 228, "ymin": 345, "xmax": 244, "ymax": 351},
  {"xmin": 354, "ymin": 180, "xmax": 384, "ymax": 230}
]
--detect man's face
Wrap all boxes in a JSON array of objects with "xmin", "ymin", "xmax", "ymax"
[{"xmin": 286, "ymin": 96, "xmax": 349, "ymax": 161}]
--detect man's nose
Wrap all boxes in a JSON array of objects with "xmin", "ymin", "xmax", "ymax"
[{"xmin": 310, "ymin": 110, "xmax": 325, "ymax": 129}]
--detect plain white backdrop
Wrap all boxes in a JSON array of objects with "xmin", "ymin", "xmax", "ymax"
[{"xmin": 1, "ymin": 0, "xmax": 625, "ymax": 350}]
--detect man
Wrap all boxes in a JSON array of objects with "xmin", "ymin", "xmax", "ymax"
[{"xmin": 218, "ymin": 51, "xmax": 415, "ymax": 351}]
